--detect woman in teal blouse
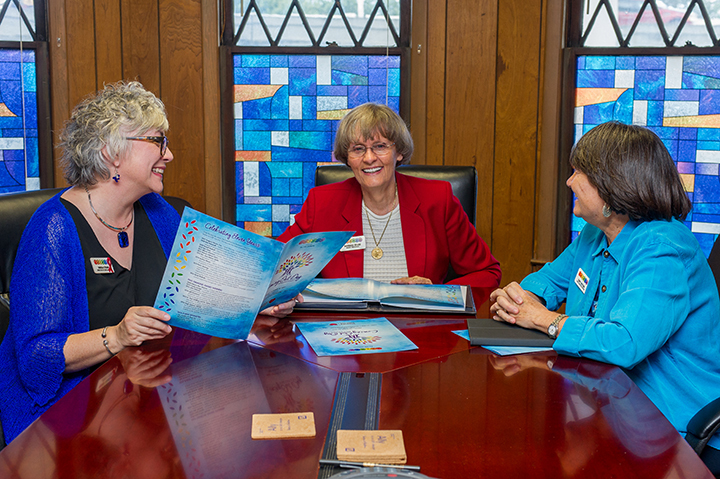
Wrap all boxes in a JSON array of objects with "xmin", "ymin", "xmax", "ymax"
[{"xmin": 490, "ymin": 121, "xmax": 720, "ymax": 471}]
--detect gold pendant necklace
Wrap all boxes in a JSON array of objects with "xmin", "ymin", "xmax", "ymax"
[
  {"xmin": 364, "ymin": 186, "xmax": 398, "ymax": 260},
  {"xmin": 365, "ymin": 207, "xmax": 391, "ymax": 260}
]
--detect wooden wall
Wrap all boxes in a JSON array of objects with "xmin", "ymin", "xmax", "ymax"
[
  {"xmin": 410, "ymin": 0, "xmax": 565, "ymax": 285},
  {"xmin": 47, "ymin": 0, "xmax": 565, "ymax": 286}
]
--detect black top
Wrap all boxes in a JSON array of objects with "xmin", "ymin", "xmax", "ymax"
[{"xmin": 61, "ymin": 199, "xmax": 166, "ymax": 330}]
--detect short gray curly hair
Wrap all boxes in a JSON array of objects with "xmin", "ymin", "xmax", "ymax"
[{"xmin": 60, "ymin": 81, "xmax": 168, "ymax": 187}]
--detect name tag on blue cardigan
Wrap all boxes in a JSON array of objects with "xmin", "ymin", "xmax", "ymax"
[{"xmin": 91, "ymin": 257, "xmax": 115, "ymax": 274}]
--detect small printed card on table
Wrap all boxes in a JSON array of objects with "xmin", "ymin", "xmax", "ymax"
[
  {"xmin": 251, "ymin": 412, "xmax": 316, "ymax": 439},
  {"xmin": 295, "ymin": 318, "xmax": 418, "ymax": 357},
  {"xmin": 336, "ymin": 430, "xmax": 407, "ymax": 464}
]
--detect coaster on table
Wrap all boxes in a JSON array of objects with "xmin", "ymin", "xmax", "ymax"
[
  {"xmin": 336, "ymin": 429, "xmax": 407, "ymax": 464},
  {"xmin": 251, "ymin": 412, "xmax": 316, "ymax": 439}
]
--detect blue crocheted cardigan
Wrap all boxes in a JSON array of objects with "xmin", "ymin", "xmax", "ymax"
[{"xmin": 0, "ymin": 191, "xmax": 179, "ymax": 443}]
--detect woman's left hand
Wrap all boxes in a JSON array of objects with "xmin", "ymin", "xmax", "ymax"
[
  {"xmin": 391, "ymin": 276, "xmax": 432, "ymax": 285},
  {"xmin": 260, "ymin": 293, "xmax": 303, "ymax": 318},
  {"xmin": 490, "ymin": 282, "xmax": 556, "ymax": 332}
]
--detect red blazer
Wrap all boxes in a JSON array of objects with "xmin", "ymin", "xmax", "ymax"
[{"xmin": 277, "ymin": 173, "xmax": 501, "ymax": 288}]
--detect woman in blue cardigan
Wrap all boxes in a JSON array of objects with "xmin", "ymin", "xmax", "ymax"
[
  {"xmin": 490, "ymin": 121, "xmax": 720, "ymax": 473},
  {"xmin": 0, "ymin": 82, "xmax": 295, "ymax": 444}
]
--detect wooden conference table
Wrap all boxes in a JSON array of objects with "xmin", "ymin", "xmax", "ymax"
[{"xmin": 0, "ymin": 288, "xmax": 713, "ymax": 479}]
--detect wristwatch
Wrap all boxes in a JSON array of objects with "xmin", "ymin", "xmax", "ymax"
[{"xmin": 547, "ymin": 314, "xmax": 567, "ymax": 339}]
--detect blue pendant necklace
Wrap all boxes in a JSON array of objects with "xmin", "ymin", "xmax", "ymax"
[{"xmin": 85, "ymin": 186, "xmax": 133, "ymax": 248}]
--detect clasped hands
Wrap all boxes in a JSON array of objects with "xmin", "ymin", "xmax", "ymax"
[{"xmin": 489, "ymin": 281, "xmax": 557, "ymax": 333}]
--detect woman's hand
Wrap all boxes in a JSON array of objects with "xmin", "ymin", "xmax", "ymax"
[
  {"xmin": 63, "ymin": 307, "xmax": 172, "ymax": 373},
  {"xmin": 391, "ymin": 276, "xmax": 432, "ymax": 285},
  {"xmin": 489, "ymin": 282, "xmax": 557, "ymax": 333},
  {"xmin": 113, "ymin": 307, "xmax": 173, "ymax": 350},
  {"xmin": 260, "ymin": 294, "xmax": 303, "ymax": 318}
]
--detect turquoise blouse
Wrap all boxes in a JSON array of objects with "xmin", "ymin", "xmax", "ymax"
[{"xmin": 522, "ymin": 219, "xmax": 720, "ymax": 448}]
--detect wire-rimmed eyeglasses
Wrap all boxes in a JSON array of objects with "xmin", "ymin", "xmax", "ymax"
[
  {"xmin": 126, "ymin": 135, "xmax": 169, "ymax": 156},
  {"xmin": 348, "ymin": 142, "xmax": 395, "ymax": 159}
]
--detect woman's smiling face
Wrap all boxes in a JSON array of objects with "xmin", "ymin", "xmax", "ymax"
[{"xmin": 346, "ymin": 133, "xmax": 403, "ymax": 193}]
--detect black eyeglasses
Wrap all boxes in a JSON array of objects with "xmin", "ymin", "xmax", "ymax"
[{"xmin": 126, "ymin": 135, "xmax": 169, "ymax": 156}]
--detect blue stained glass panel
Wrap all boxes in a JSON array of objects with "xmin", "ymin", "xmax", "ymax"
[
  {"xmin": 573, "ymin": 55, "xmax": 720, "ymax": 256},
  {"xmin": 234, "ymin": 53, "xmax": 401, "ymax": 234},
  {"xmin": 0, "ymin": 48, "xmax": 38, "ymax": 194}
]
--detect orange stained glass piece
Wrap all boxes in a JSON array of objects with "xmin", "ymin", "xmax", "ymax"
[
  {"xmin": 680, "ymin": 174, "xmax": 695, "ymax": 193},
  {"xmin": 664, "ymin": 114, "xmax": 720, "ymax": 128},
  {"xmin": 245, "ymin": 221, "xmax": 272, "ymax": 236},
  {"xmin": 575, "ymin": 88, "xmax": 628, "ymax": 107},
  {"xmin": 0, "ymin": 103, "xmax": 16, "ymax": 117},
  {"xmin": 317, "ymin": 109, "xmax": 350, "ymax": 120},
  {"xmin": 234, "ymin": 85, "xmax": 283, "ymax": 103},
  {"xmin": 235, "ymin": 151, "xmax": 271, "ymax": 162}
]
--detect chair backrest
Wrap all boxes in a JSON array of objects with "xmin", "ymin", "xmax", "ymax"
[
  {"xmin": 0, "ymin": 188, "xmax": 63, "ymax": 296},
  {"xmin": 315, "ymin": 164, "xmax": 478, "ymax": 226}
]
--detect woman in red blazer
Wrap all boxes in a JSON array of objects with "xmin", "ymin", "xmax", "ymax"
[{"xmin": 277, "ymin": 103, "xmax": 501, "ymax": 289}]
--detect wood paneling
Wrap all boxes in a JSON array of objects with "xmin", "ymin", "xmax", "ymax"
[
  {"xmin": 444, "ymin": 0, "xmax": 498, "ymax": 242},
  {"xmin": 94, "ymin": 0, "xmax": 123, "ymax": 86},
  {"xmin": 411, "ymin": 0, "xmax": 561, "ymax": 285},
  {"xmin": 492, "ymin": 0, "xmax": 543, "ymax": 282},
  {"xmin": 424, "ymin": 0, "xmax": 446, "ymax": 168},
  {"xmin": 121, "ymin": 0, "xmax": 161, "ymax": 93},
  {"xmin": 158, "ymin": 0, "xmax": 205, "ymax": 211}
]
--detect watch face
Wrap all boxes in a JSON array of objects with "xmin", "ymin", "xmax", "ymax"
[{"xmin": 548, "ymin": 324, "xmax": 558, "ymax": 338}]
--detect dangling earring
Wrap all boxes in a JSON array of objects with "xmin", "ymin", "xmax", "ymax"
[
  {"xmin": 602, "ymin": 203, "xmax": 612, "ymax": 218},
  {"xmin": 112, "ymin": 166, "xmax": 120, "ymax": 183}
]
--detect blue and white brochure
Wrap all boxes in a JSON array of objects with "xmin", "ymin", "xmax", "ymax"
[
  {"xmin": 154, "ymin": 208, "xmax": 352, "ymax": 339},
  {"xmin": 295, "ymin": 317, "xmax": 418, "ymax": 356}
]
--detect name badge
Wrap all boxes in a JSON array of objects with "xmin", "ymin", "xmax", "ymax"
[
  {"xmin": 574, "ymin": 267, "xmax": 589, "ymax": 294},
  {"xmin": 340, "ymin": 235, "xmax": 366, "ymax": 252},
  {"xmin": 91, "ymin": 257, "xmax": 114, "ymax": 274}
]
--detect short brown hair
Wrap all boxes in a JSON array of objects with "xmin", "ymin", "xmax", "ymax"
[
  {"xmin": 570, "ymin": 121, "xmax": 691, "ymax": 221},
  {"xmin": 334, "ymin": 103, "xmax": 413, "ymax": 165}
]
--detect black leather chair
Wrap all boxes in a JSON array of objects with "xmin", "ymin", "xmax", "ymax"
[
  {"xmin": 315, "ymin": 164, "xmax": 478, "ymax": 226},
  {"xmin": 686, "ymin": 239, "xmax": 720, "ymax": 476}
]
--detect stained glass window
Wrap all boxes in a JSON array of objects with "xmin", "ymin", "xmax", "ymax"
[
  {"xmin": 0, "ymin": 48, "xmax": 37, "ymax": 194},
  {"xmin": 572, "ymin": 54, "xmax": 720, "ymax": 255},
  {"xmin": 233, "ymin": 53, "xmax": 400, "ymax": 236}
]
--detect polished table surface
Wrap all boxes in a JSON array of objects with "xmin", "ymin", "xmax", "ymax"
[{"xmin": 0, "ymin": 289, "xmax": 713, "ymax": 478}]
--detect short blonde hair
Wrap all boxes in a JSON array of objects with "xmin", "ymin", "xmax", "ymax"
[
  {"xmin": 334, "ymin": 103, "xmax": 413, "ymax": 165},
  {"xmin": 60, "ymin": 81, "xmax": 169, "ymax": 187}
]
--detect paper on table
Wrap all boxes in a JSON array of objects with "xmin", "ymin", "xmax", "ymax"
[{"xmin": 295, "ymin": 318, "xmax": 418, "ymax": 356}]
